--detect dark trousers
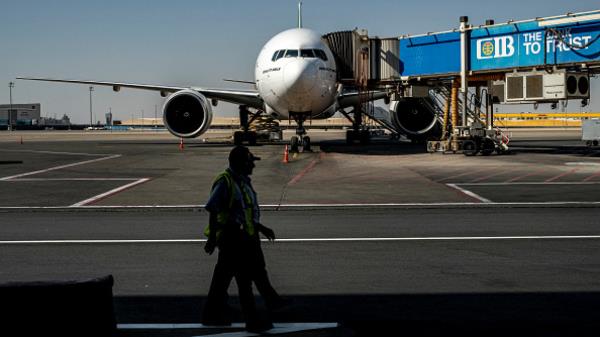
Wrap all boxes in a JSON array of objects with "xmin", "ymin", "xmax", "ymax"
[
  {"xmin": 203, "ymin": 236, "xmax": 257, "ymax": 324},
  {"xmin": 247, "ymin": 238, "xmax": 280, "ymax": 308},
  {"xmin": 202, "ymin": 235, "xmax": 280, "ymax": 324}
]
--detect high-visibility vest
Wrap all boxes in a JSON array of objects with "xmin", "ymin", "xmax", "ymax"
[{"xmin": 204, "ymin": 170, "xmax": 255, "ymax": 239}]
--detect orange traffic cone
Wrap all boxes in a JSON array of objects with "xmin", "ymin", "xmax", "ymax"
[
  {"xmin": 282, "ymin": 144, "xmax": 289, "ymax": 163},
  {"xmin": 179, "ymin": 138, "xmax": 184, "ymax": 150}
]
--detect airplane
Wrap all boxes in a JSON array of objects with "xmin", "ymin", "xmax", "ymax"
[{"xmin": 17, "ymin": 2, "xmax": 388, "ymax": 152}]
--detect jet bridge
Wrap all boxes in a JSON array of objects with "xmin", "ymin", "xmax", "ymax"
[
  {"xmin": 324, "ymin": 10, "xmax": 600, "ymax": 152},
  {"xmin": 397, "ymin": 10, "xmax": 600, "ymax": 154}
]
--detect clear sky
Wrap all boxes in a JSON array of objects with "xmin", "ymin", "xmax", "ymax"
[{"xmin": 1, "ymin": 0, "xmax": 599, "ymax": 124}]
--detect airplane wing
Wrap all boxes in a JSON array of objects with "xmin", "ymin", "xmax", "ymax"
[
  {"xmin": 337, "ymin": 90, "xmax": 388, "ymax": 109},
  {"xmin": 16, "ymin": 77, "xmax": 264, "ymax": 109}
]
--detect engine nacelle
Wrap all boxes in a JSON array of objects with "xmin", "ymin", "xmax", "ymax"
[
  {"xmin": 162, "ymin": 89, "xmax": 213, "ymax": 138},
  {"xmin": 389, "ymin": 98, "xmax": 441, "ymax": 140}
]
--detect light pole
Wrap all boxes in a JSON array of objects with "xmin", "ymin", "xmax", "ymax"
[
  {"xmin": 154, "ymin": 104, "xmax": 157, "ymax": 127},
  {"xmin": 89, "ymin": 86, "xmax": 94, "ymax": 127},
  {"xmin": 8, "ymin": 82, "xmax": 14, "ymax": 131},
  {"xmin": 141, "ymin": 109, "xmax": 144, "ymax": 131}
]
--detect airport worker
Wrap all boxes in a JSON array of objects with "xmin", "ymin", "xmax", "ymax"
[{"xmin": 202, "ymin": 145, "xmax": 283, "ymax": 332}]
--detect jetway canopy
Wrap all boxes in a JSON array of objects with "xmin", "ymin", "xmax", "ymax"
[{"xmin": 399, "ymin": 11, "xmax": 600, "ymax": 77}]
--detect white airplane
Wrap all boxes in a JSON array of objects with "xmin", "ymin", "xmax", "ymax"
[{"xmin": 18, "ymin": 2, "xmax": 387, "ymax": 151}]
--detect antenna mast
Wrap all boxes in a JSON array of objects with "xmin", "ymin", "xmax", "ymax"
[{"xmin": 298, "ymin": 1, "xmax": 303, "ymax": 28}]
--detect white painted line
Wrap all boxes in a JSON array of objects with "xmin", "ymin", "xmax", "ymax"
[
  {"xmin": 70, "ymin": 178, "xmax": 151, "ymax": 207},
  {"xmin": 446, "ymin": 183, "xmax": 492, "ymax": 203},
  {"xmin": 117, "ymin": 322, "xmax": 338, "ymax": 331},
  {"xmin": 3, "ymin": 201, "xmax": 600, "ymax": 210},
  {"xmin": 457, "ymin": 182, "xmax": 600, "ymax": 186},
  {"xmin": 7, "ymin": 178, "xmax": 140, "ymax": 182},
  {"xmin": 0, "ymin": 149, "xmax": 116, "ymax": 156},
  {"xmin": 0, "ymin": 154, "xmax": 122, "ymax": 181},
  {"xmin": 565, "ymin": 162, "xmax": 600, "ymax": 166},
  {"xmin": 118, "ymin": 323, "xmax": 244, "ymax": 329},
  {"xmin": 196, "ymin": 322, "xmax": 339, "ymax": 337},
  {"xmin": 3, "ymin": 235, "xmax": 600, "ymax": 245}
]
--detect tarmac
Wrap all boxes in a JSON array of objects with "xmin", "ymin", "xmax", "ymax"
[{"xmin": 1, "ymin": 128, "xmax": 600, "ymax": 336}]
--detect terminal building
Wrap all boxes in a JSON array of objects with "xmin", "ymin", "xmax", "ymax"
[{"xmin": 0, "ymin": 103, "xmax": 41, "ymax": 126}]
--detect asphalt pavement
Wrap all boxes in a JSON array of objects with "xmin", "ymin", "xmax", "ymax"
[
  {"xmin": 2, "ymin": 207, "xmax": 600, "ymax": 336},
  {"xmin": 1, "ymin": 129, "xmax": 600, "ymax": 336}
]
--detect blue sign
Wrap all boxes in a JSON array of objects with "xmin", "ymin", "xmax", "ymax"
[
  {"xmin": 399, "ymin": 16, "xmax": 600, "ymax": 77},
  {"xmin": 470, "ymin": 21, "xmax": 600, "ymax": 71}
]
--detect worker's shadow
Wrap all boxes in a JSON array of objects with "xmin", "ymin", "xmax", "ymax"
[{"xmin": 115, "ymin": 292, "xmax": 600, "ymax": 337}]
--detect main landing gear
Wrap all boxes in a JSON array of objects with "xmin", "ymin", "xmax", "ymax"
[
  {"xmin": 341, "ymin": 105, "xmax": 370, "ymax": 145},
  {"xmin": 233, "ymin": 105, "xmax": 257, "ymax": 146},
  {"xmin": 289, "ymin": 113, "xmax": 311, "ymax": 153}
]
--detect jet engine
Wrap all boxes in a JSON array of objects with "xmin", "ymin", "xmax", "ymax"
[
  {"xmin": 389, "ymin": 98, "xmax": 441, "ymax": 140},
  {"xmin": 162, "ymin": 89, "xmax": 213, "ymax": 138}
]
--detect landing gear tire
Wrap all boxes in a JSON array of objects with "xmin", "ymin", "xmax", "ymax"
[
  {"xmin": 248, "ymin": 132, "xmax": 257, "ymax": 146},
  {"xmin": 463, "ymin": 140, "xmax": 478, "ymax": 156},
  {"xmin": 302, "ymin": 136, "xmax": 311, "ymax": 152},
  {"xmin": 233, "ymin": 131, "xmax": 243, "ymax": 145},
  {"xmin": 290, "ymin": 136, "xmax": 300, "ymax": 153},
  {"xmin": 233, "ymin": 131, "xmax": 257, "ymax": 146},
  {"xmin": 480, "ymin": 138, "xmax": 495, "ymax": 156},
  {"xmin": 346, "ymin": 130, "xmax": 357, "ymax": 144},
  {"xmin": 359, "ymin": 130, "xmax": 370, "ymax": 145}
]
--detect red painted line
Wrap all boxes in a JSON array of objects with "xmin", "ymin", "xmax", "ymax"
[
  {"xmin": 583, "ymin": 170, "xmax": 600, "ymax": 182},
  {"xmin": 505, "ymin": 167, "xmax": 546, "ymax": 183},
  {"xmin": 436, "ymin": 167, "xmax": 491, "ymax": 183},
  {"xmin": 469, "ymin": 166, "xmax": 519, "ymax": 183},
  {"xmin": 287, "ymin": 153, "xmax": 324, "ymax": 186},
  {"xmin": 545, "ymin": 168, "xmax": 579, "ymax": 182}
]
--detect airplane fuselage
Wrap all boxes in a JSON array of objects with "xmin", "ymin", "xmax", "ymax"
[{"xmin": 255, "ymin": 28, "xmax": 338, "ymax": 120}]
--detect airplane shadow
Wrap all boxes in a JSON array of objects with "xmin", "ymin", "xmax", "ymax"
[
  {"xmin": 509, "ymin": 142, "xmax": 600, "ymax": 157},
  {"xmin": 317, "ymin": 139, "xmax": 427, "ymax": 155}
]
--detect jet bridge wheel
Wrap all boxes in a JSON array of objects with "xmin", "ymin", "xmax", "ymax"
[
  {"xmin": 463, "ymin": 140, "xmax": 479, "ymax": 156},
  {"xmin": 480, "ymin": 138, "xmax": 495, "ymax": 156}
]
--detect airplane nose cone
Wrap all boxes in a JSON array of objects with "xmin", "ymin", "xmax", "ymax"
[{"xmin": 283, "ymin": 60, "xmax": 317, "ymax": 95}]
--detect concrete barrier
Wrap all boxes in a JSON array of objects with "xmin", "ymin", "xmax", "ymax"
[{"xmin": 0, "ymin": 275, "xmax": 116, "ymax": 337}]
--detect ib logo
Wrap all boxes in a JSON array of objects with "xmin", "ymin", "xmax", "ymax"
[{"xmin": 477, "ymin": 36, "xmax": 515, "ymax": 60}]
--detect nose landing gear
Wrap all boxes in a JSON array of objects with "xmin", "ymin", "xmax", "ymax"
[{"xmin": 289, "ymin": 113, "xmax": 311, "ymax": 153}]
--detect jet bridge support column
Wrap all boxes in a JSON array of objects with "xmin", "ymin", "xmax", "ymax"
[{"xmin": 459, "ymin": 15, "xmax": 469, "ymax": 130}]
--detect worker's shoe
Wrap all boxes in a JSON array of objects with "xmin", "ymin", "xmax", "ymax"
[{"xmin": 246, "ymin": 319, "xmax": 273, "ymax": 333}]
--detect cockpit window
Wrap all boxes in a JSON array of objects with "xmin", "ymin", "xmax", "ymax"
[
  {"xmin": 272, "ymin": 50, "xmax": 285, "ymax": 61},
  {"xmin": 314, "ymin": 49, "xmax": 328, "ymax": 61},
  {"xmin": 300, "ymin": 49, "xmax": 315, "ymax": 58},
  {"xmin": 272, "ymin": 49, "xmax": 328, "ymax": 61},
  {"xmin": 284, "ymin": 49, "xmax": 298, "ymax": 58},
  {"xmin": 272, "ymin": 50, "xmax": 280, "ymax": 61}
]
